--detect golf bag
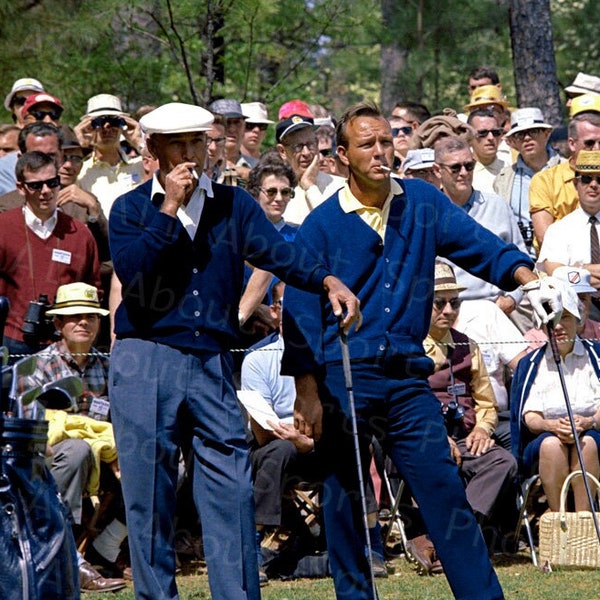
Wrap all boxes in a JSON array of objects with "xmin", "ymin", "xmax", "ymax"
[{"xmin": 0, "ymin": 417, "xmax": 78, "ymax": 600}]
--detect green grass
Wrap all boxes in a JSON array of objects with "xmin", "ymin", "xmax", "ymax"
[{"xmin": 108, "ymin": 553, "xmax": 600, "ymax": 599}]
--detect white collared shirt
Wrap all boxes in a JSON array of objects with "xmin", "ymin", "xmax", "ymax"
[
  {"xmin": 523, "ymin": 338, "xmax": 600, "ymax": 419},
  {"xmin": 23, "ymin": 204, "xmax": 57, "ymax": 240},
  {"xmin": 150, "ymin": 170, "xmax": 214, "ymax": 240}
]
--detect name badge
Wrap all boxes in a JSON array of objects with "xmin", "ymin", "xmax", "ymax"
[
  {"xmin": 89, "ymin": 397, "xmax": 111, "ymax": 421},
  {"xmin": 51, "ymin": 249, "xmax": 72, "ymax": 265},
  {"xmin": 447, "ymin": 382, "xmax": 466, "ymax": 396}
]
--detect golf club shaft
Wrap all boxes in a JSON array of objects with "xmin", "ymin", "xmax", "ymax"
[
  {"xmin": 339, "ymin": 326, "xmax": 378, "ymax": 599},
  {"xmin": 547, "ymin": 323, "xmax": 600, "ymax": 544}
]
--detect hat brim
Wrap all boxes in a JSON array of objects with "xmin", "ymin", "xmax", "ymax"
[
  {"xmin": 464, "ymin": 100, "xmax": 509, "ymax": 112},
  {"xmin": 277, "ymin": 122, "xmax": 313, "ymax": 143},
  {"xmin": 433, "ymin": 283, "xmax": 467, "ymax": 293},
  {"xmin": 46, "ymin": 305, "xmax": 109, "ymax": 317},
  {"xmin": 4, "ymin": 85, "xmax": 44, "ymax": 111},
  {"xmin": 85, "ymin": 108, "xmax": 128, "ymax": 119},
  {"xmin": 564, "ymin": 85, "xmax": 599, "ymax": 96},
  {"xmin": 505, "ymin": 123, "xmax": 552, "ymax": 138},
  {"xmin": 245, "ymin": 118, "xmax": 274, "ymax": 125}
]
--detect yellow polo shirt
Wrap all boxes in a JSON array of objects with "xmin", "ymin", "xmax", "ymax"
[
  {"xmin": 529, "ymin": 160, "xmax": 578, "ymax": 221},
  {"xmin": 338, "ymin": 178, "xmax": 400, "ymax": 239}
]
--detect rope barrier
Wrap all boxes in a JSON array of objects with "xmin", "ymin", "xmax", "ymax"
[{"xmin": 3, "ymin": 335, "xmax": 594, "ymax": 360}]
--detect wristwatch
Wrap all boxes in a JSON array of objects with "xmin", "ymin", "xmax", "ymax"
[{"xmin": 87, "ymin": 214, "xmax": 99, "ymax": 224}]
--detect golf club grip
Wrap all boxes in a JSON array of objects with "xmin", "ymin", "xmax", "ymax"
[{"xmin": 543, "ymin": 302, "xmax": 562, "ymax": 363}]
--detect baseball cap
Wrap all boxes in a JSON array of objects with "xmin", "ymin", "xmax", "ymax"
[{"xmin": 276, "ymin": 115, "xmax": 314, "ymax": 143}]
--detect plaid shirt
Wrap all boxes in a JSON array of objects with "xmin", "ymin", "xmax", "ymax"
[{"xmin": 33, "ymin": 340, "xmax": 110, "ymax": 416}]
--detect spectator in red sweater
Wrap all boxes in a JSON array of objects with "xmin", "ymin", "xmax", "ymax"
[{"xmin": 0, "ymin": 151, "xmax": 100, "ymax": 359}]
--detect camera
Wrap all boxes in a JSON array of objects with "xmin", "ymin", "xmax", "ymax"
[
  {"xmin": 518, "ymin": 220, "xmax": 534, "ymax": 249},
  {"xmin": 22, "ymin": 294, "xmax": 55, "ymax": 346},
  {"xmin": 441, "ymin": 400, "xmax": 465, "ymax": 437}
]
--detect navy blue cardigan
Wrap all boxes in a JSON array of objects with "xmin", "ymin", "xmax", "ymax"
[
  {"xmin": 281, "ymin": 178, "xmax": 534, "ymax": 375},
  {"xmin": 109, "ymin": 180, "xmax": 329, "ymax": 352}
]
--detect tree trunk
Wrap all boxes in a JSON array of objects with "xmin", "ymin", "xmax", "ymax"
[
  {"xmin": 508, "ymin": 0, "xmax": 562, "ymax": 126},
  {"xmin": 379, "ymin": 0, "xmax": 409, "ymax": 114}
]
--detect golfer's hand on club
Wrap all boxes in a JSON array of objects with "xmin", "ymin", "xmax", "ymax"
[
  {"xmin": 294, "ymin": 373, "xmax": 323, "ymax": 441},
  {"xmin": 323, "ymin": 275, "xmax": 362, "ymax": 333},
  {"xmin": 520, "ymin": 276, "xmax": 562, "ymax": 325}
]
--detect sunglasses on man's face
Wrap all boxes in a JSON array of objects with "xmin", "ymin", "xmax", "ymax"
[
  {"xmin": 22, "ymin": 176, "xmax": 61, "ymax": 191},
  {"xmin": 91, "ymin": 115, "xmax": 126, "ymax": 129},
  {"xmin": 439, "ymin": 161, "xmax": 476, "ymax": 174},
  {"xmin": 577, "ymin": 174, "xmax": 600, "ymax": 186},
  {"xmin": 475, "ymin": 128, "xmax": 503, "ymax": 139},
  {"xmin": 433, "ymin": 297, "xmax": 461, "ymax": 311},
  {"xmin": 29, "ymin": 109, "xmax": 62, "ymax": 121},
  {"xmin": 245, "ymin": 122, "xmax": 268, "ymax": 132},
  {"xmin": 391, "ymin": 126, "xmax": 413, "ymax": 137}
]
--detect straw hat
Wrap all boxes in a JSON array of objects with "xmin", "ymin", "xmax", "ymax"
[
  {"xmin": 434, "ymin": 262, "xmax": 466, "ymax": 292},
  {"xmin": 464, "ymin": 85, "xmax": 509, "ymax": 112},
  {"xmin": 46, "ymin": 283, "xmax": 109, "ymax": 316}
]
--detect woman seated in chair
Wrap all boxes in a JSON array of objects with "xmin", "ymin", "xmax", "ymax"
[{"xmin": 511, "ymin": 280, "xmax": 600, "ymax": 511}]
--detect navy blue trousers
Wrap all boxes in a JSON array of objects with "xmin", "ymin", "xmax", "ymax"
[
  {"xmin": 110, "ymin": 339, "xmax": 260, "ymax": 600},
  {"xmin": 317, "ymin": 360, "xmax": 505, "ymax": 600}
]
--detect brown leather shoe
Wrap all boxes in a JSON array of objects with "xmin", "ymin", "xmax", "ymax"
[
  {"xmin": 79, "ymin": 560, "xmax": 127, "ymax": 593},
  {"xmin": 85, "ymin": 544, "xmax": 133, "ymax": 581},
  {"xmin": 405, "ymin": 534, "xmax": 444, "ymax": 576}
]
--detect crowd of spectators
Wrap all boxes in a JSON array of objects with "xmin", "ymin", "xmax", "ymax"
[{"xmin": 2, "ymin": 65, "xmax": 600, "ymax": 596}]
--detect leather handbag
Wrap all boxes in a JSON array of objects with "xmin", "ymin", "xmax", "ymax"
[{"xmin": 538, "ymin": 470, "xmax": 600, "ymax": 568}]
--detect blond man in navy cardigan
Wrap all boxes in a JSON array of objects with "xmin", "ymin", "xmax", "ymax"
[{"xmin": 282, "ymin": 102, "xmax": 562, "ymax": 600}]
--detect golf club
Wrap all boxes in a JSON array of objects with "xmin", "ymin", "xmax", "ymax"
[
  {"xmin": 546, "ymin": 320, "xmax": 600, "ymax": 546},
  {"xmin": 16, "ymin": 385, "xmax": 42, "ymax": 418},
  {"xmin": 338, "ymin": 322, "xmax": 378, "ymax": 599}
]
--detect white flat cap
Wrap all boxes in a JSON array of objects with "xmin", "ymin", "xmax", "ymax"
[{"xmin": 140, "ymin": 102, "xmax": 214, "ymax": 135}]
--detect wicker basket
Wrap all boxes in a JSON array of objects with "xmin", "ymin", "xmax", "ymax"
[{"xmin": 538, "ymin": 470, "xmax": 600, "ymax": 568}]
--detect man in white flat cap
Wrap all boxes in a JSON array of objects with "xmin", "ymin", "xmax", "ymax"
[{"xmin": 108, "ymin": 102, "xmax": 361, "ymax": 600}]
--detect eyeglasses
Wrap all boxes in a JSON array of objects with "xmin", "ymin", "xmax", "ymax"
[
  {"xmin": 391, "ymin": 126, "xmax": 413, "ymax": 137},
  {"xmin": 287, "ymin": 141, "xmax": 317, "ymax": 154},
  {"xmin": 475, "ymin": 128, "xmax": 503, "ymax": 139},
  {"xmin": 91, "ymin": 115, "xmax": 126, "ymax": 129},
  {"xmin": 63, "ymin": 154, "xmax": 83, "ymax": 165},
  {"xmin": 438, "ymin": 161, "xmax": 476, "ymax": 174},
  {"xmin": 207, "ymin": 136, "xmax": 226, "ymax": 146},
  {"xmin": 319, "ymin": 148, "xmax": 333, "ymax": 157},
  {"xmin": 260, "ymin": 187, "xmax": 295, "ymax": 200},
  {"xmin": 582, "ymin": 139, "xmax": 600, "ymax": 151},
  {"xmin": 245, "ymin": 122, "xmax": 268, "ymax": 132},
  {"xmin": 511, "ymin": 128, "xmax": 546, "ymax": 142},
  {"xmin": 433, "ymin": 297, "xmax": 461, "ymax": 311},
  {"xmin": 577, "ymin": 174, "xmax": 600, "ymax": 185},
  {"xmin": 22, "ymin": 176, "xmax": 61, "ymax": 191},
  {"xmin": 29, "ymin": 109, "xmax": 62, "ymax": 121}
]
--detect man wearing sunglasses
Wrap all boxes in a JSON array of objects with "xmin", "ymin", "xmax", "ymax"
[
  {"xmin": 530, "ymin": 94, "xmax": 600, "ymax": 250},
  {"xmin": 467, "ymin": 108, "xmax": 509, "ymax": 193},
  {"xmin": 540, "ymin": 151, "xmax": 600, "ymax": 308},
  {"xmin": 241, "ymin": 102, "xmax": 273, "ymax": 162},
  {"xmin": 494, "ymin": 107, "xmax": 561, "ymax": 258},
  {"xmin": 0, "ymin": 151, "xmax": 100, "ymax": 357},
  {"xmin": 434, "ymin": 136, "xmax": 529, "ymax": 321},
  {"xmin": 21, "ymin": 92, "xmax": 63, "ymax": 127},
  {"xmin": 3, "ymin": 77, "xmax": 45, "ymax": 127},
  {"xmin": 76, "ymin": 94, "xmax": 144, "ymax": 219}
]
